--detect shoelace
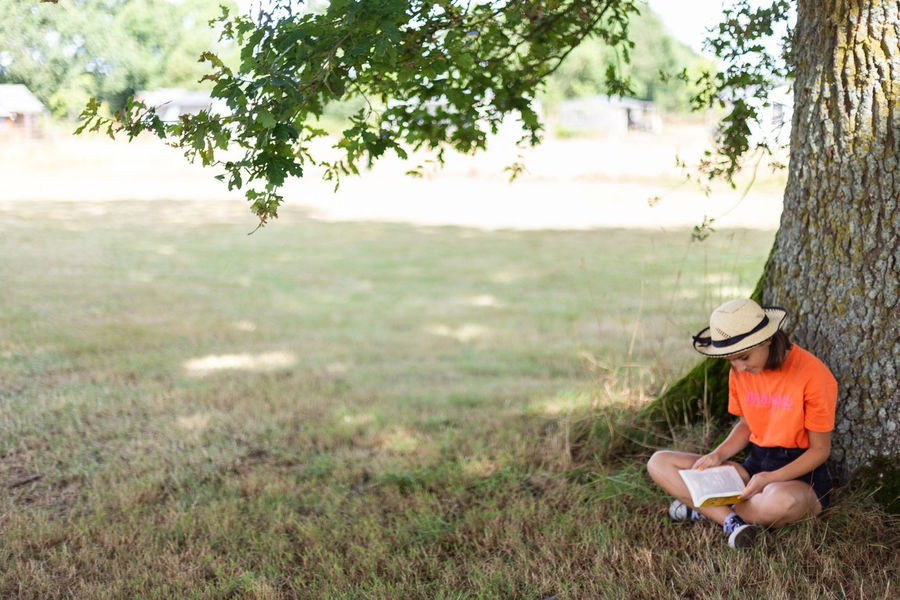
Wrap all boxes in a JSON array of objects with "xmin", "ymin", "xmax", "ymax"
[{"xmin": 722, "ymin": 513, "xmax": 747, "ymax": 534}]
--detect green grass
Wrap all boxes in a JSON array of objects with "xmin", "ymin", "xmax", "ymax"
[{"xmin": 0, "ymin": 201, "xmax": 896, "ymax": 598}]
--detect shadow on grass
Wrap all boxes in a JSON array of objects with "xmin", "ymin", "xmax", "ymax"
[{"xmin": 6, "ymin": 211, "xmax": 889, "ymax": 597}]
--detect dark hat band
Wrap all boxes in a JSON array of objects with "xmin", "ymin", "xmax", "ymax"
[{"xmin": 692, "ymin": 315, "xmax": 770, "ymax": 349}]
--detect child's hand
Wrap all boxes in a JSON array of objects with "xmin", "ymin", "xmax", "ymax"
[
  {"xmin": 741, "ymin": 472, "xmax": 774, "ymax": 499},
  {"xmin": 691, "ymin": 452, "xmax": 722, "ymax": 471}
]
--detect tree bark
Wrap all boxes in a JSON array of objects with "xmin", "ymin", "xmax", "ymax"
[
  {"xmin": 639, "ymin": 1, "xmax": 899, "ymax": 503},
  {"xmin": 763, "ymin": 0, "xmax": 900, "ymax": 483}
]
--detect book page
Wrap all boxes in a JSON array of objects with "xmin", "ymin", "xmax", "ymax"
[{"xmin": 678, "ymin": 466, "xmax": 745, "ymax": 506}]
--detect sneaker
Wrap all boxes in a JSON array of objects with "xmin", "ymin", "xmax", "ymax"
[
  {"xmin": 727, "ymin": 523, "xmax": 762, "ymax": 548},
  {"xmin": 723, "ymin": 513, "xmax": 761, "ymax": 549},
  {"xmin": 668, "ymin": 499, "xmax": 702, "ymax": 522}
]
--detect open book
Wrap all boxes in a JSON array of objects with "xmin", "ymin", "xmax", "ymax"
[{"xmin": 678, "ymin": 465, "xmax": 746, "ymax": 507}]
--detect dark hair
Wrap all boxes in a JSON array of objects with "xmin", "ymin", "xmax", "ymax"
[{"xmin": 765, "ymin": 329, "xmax": 793, "ymax": 370}]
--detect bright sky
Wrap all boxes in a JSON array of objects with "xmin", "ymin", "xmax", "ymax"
[{"xmin": 646, "ymin": 0, "xmax": 724, "ymax": 55}]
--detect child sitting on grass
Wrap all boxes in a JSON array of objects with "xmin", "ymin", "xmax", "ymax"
[{"xmin": 647, "ymin": 299, "xmax": 837, "ymax": 548}]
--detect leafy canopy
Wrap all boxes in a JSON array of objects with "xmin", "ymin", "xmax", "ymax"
[
  {"xmin": 78, "ymin": 0, "xmax": 640, "ymax": 223},
  {"xmin": 696, "ymin": 0, "xmax": 792, "ymax": 183},
  {"xmin": 74, "ymin": 0, "xmax": 793, "ymax": 226}
]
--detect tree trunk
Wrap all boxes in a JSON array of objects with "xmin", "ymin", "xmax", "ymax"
[
  {"xmin": 638, "ymin": 1, "xmax": 899, "ymax": 507},
  {"xmin": 763, "ymin": 0, "xmax": 900, "ymax": 484}
]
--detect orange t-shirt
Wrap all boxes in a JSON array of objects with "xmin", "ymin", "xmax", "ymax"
[{"xmin": 728, "ymin": 345, "xmax": 838, "ymax": 448}]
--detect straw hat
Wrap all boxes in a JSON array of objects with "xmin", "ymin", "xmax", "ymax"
[{"xmin": 692, "ymin": 299, "xmax": 787, "ymax": 357}]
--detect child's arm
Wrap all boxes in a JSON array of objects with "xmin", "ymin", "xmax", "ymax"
[{"xmin": 692, "ymin": 418, "xmax": 751, "ymax": 470}]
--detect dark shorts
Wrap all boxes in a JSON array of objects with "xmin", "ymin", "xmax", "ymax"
[{"xmin": 742, "ymin": 444, "xmax": 832, "ymax": 509}]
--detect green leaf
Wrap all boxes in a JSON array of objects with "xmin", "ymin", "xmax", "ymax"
[{"xmin": 256, "ymin": 109, "xmax": 277, "ymax": 129}]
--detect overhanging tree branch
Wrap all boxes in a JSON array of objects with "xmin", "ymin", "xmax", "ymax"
[{"xmin": 74, "ymin": 0, "xmax": 641, "ymax": 224}]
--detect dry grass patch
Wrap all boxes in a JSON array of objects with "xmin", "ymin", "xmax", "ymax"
[{"xmin": 1, "ymin": 202, "xmax": 894, "ymax": 598}]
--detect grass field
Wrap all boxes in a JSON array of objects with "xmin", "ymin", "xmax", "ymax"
[{"xmin": 0, "ymin": 200, "xmax": 896, "ymax": 599}]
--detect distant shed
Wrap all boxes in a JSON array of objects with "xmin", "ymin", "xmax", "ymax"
[
  {"xmin": 749, "ymin": 84, "xmax": 793, "ymax": 146},
  {"xmin": 555, "ymin": 95, "xmax": 662, "ymax": 136},
  {"xmin": 0, "ymin": 84, "xmax": 47, "ymax": 139},
  {"xmin": 135, "ymin": 88, "xmax": 230, "ymax": 121}
]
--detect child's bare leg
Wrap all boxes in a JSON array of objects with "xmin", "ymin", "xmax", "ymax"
[{"xmin": 734, "ymin": 481, "xmax": 821, "ymax": 528}]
